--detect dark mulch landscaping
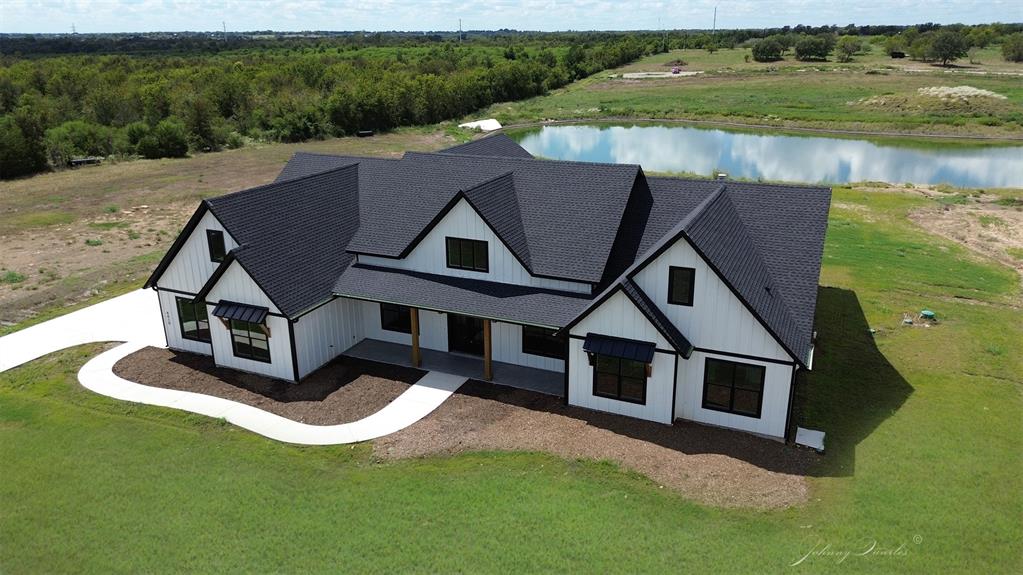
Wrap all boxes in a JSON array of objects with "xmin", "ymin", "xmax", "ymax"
[
  {"xmin": 112, "ymin": 347, "xmax": 425, "ymax": 425},
  {"xmin": 374, "ymin": 380, "xmax": 822, "ymax": 510}
]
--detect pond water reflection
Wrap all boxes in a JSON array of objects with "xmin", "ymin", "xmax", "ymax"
[{"xmin": 513, "ymin": 124, "xmax": 1023, "ymax": 187}]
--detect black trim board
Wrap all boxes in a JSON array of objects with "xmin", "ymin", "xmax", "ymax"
[
  {"xmin": 562, "ymin": 335, "xmax": 570, "ymax": 406},
  {"xmin": 691, "ymin": 347, "xmax": 797, "ymax": 366},
  {"xmin": 289, "ymin": 320, "xmax": 300, "ymax": 382},
  {"xmin": 671, "ymin": 354, "xmax": 679, "ymax": 421},
  {"xmin": 784, "ymin": 366, "xmax": 799, "ymax": 442},
  {"xmin": 154, "ymin": 286, "xmax": 198, "ymax": 297},
  {"xmin": 144, "ymin": 203, "xmax": 208, "ymax": 289}
]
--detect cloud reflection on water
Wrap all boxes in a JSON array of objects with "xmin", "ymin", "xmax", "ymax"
[{"xmin": 517, "ymin": 125, "xmax": 1023, "ymax": 187}]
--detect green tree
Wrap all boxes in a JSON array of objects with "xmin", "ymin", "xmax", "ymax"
[
  {"xmin": 43, "ymin": 120, "xmax": 116, "ymax": 167},
  {"xmin": 835, "ymin": 36, "xmax": 863, "ymax": 63},
  {"xmin": 1, "ymin": 115, "xmax": 47, "ymax": 178},
  {"xmin": 794, "ymin": 35, "xmax": 831, "ymax": 61},
  {"xmin": 1003, "ymin": 33, "xmax": 1023, "ymax": 63},
  {"xmin": 136, "ymin": 118, "xmax": 189, "ymax": 159},
  {"xmin": 751, "ymin": 38, "xmax": 784, "ymax": 62},
  {"xmin": 928, "ymin": 29, "xmax": 969, "ymax": 65}
]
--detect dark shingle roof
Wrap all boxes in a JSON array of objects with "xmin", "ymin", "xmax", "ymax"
[
  {"xmin": 151, "ymin": 141, "xmax": 828, "ymax": 366},
  {"xmin": 621, "ymin": 278, "xmax": 694, "ymax": 358},
  {"xmin": 334, "ymin": 264, "xmax": 590, "ymax": 328},
  {"xmin": 438, "ymin": 133, "xmax": 534, "ymax": 158},
  {"xmin": 204, "ymin": 163, "xmax": 361, "ymax": 317}
]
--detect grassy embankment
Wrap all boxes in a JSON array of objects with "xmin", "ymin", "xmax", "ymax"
[
  {"xmin": 482, "ymin": 45, "xmax": 1023, "ymax": 139},
  {"xmin": 2, "ymin": 183, "xmax": 1020, "ymax": 572}
]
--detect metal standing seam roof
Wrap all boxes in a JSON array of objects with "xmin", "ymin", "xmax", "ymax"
[
  {"xmin": 583, "ymin": 333, "xmax": 657, "ymax": 363},
  {"xmin": 212, "ymin": 301, "xmax": 269, "ymax": 324}
]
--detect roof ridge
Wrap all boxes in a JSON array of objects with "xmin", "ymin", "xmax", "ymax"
[
  {"xmin": 647, "ymin": 174, "xmax": 830, "ymax": 191},
  {"xmin": 460, "ymin": 169, "xmax": 515, "ymax": 192},
  {"xmin": 207, "ymin": 161, "xmax": 359, "ymax": 206}
]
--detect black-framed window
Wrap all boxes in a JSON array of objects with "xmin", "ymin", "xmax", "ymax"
[
  {"xmin": 445, "ymin": 237, "xmax": 489, "ymax": 272},
  {"xmin": 702, "ymin": 358, "xmax": 765, "ymax": 418},
  {"xmin": 230, "ymin": 319, "xmax": 270, "ymax": 363},
  {"xmin": 380, "ymin": 303, "xmax": 413, "ymax": 334},
  {"xmin": 522, "ymin": 325, "xmax": 566, "ymax": 360},
  {"xmin": 668, "ymin": 266, "xmax": 695, "ymax": 306},
  {"xmin": 207, "ymin": 229, "xmax": 226, "ymax": 263},
  {"xmin": 175, "ymin": 297, "xmax": 210, "ymax": 343},
  {"xmin": 593, "ymin": 354, "xmax": 647, "ymax": 404}
]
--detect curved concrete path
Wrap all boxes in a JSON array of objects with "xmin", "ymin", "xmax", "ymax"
[{"xmin": 1, "ymin": 289, "xmax": 465, "ymax": 445}]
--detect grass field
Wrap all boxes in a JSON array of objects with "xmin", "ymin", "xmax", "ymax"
[
  {"xmin": 482, "ymin": 45, "xmax": 1023, "ymax": 138},
  {"xmin": 2, "ymin": 184, "xmax": 1020, "ymax": 572}
]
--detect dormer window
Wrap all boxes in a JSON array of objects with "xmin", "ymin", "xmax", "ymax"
[
  {"xmin": 445, "ymin": 237, "xmax": 489, "ymax": 272},
  {"xmin": 668, "ymin": 266, "xmax": 695, "ymax": 306},
  {"xmin": 207, "ymin": 229, "xmax": 226, "ymax": 263}
]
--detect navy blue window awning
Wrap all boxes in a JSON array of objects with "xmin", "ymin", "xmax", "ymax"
[
  {"xmin": 212, "ymin": 301, "xmax": 269, "ymax": 324},
  {"xmin": 583, "ymin": 333, "xmax": 656, "ymax": 363}
]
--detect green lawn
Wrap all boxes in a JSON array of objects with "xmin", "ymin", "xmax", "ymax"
[
  {"xmin": 483, "ymin": 47, "xmax": 1023, "ymax": 139},
  {"xmin": 1, "ymin": 187, "xmax": 1021, "ymax": 573}
]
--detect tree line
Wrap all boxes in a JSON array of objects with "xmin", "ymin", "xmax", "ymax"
[{"xmin": 1, "ymin": 36, "xmax": 650, "ymax": 179}]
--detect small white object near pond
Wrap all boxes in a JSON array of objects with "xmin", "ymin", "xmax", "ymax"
[
  {"xmin": 458, "ymin": 118, "xmax": 502, "ymax": 132},
  {"xmin": 795, "ymin": 427, "xmax": 826, "ymax": 452}
]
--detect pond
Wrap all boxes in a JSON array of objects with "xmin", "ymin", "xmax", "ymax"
[{"xmin": 511, "ymin": 124, "xmax": 1023, "ymax": 188}]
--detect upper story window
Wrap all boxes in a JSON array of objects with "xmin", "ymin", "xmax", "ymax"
[
  {"xmin": 207, "ymin": 229, "xmax": 226, "ymax": 263},
  {"xmin": 446, "ymin": 237, "xmax": 489, "ymax": 273},
  {"xmin": 668, "ymin": 266, "xmax": 695, "ymax": 306},
  {"xmin": 521, "ymin": 325, "xmax": 566, "ymax": 360},
  {"xmin": 702, "ymin": 358, "xmax": 765, "ymax": 418},
  {"xmin": 380, "ymin": 302, "xmax": 413, "ymax": 334}
]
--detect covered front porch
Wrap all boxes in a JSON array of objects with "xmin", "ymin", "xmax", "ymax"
[{"xmin": 344, "ymin": 339, "xmax": 564, "ymax": 397}]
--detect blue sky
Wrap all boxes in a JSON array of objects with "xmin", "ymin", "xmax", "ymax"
[{"xmin": 2, "ymin": 0, "xmax": 1020, "ymax": 34}]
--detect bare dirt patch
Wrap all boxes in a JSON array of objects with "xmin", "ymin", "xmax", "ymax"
[
  {"xmin": 113, "ymin": 347, "xmax": 425, "ymax": 425},
  {"xmin": 375, "ymin": 380, "xmax": 820, "ymax": 509},
  {"xmin": 909, "ymin": 200, "xmax": 1023, "ymax": 285}
]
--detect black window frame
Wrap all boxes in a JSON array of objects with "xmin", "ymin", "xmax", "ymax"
[
  {"xmin": 701, "ymin": 358, "xmax": 766, "ymax": 418},
  {"xmin": 175, "ymin": 296, "xmax": 211, "ymax": 343},
  {"xmin": 207, "ymin": 229, "xmax": 226, "ymax": 263},
  {"xmin": 521, "ymin": 325, "xmax": 566, "ymax": 360},
  {"xmin": 380, "ymin": 302, "xmax": 414, "ymax": 334},
  {"xmin": 592, "ymin": 354, "xmax": 648, "ymax": 405},
  {"xmin": 445, "ymin": 237, "xmax": 489, "ymax": 273},
  {"xmin": 230, "ymin": 318, "xmax": 271, "ymax": 363},
  {"xmin": 667, "ymin": 266, "xmax": 695, "ymax": 306}
]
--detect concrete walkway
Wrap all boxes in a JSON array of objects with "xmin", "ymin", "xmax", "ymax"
[
  {"xmin": 1, "ymin": 289, "xmax": 466, "ymax": 445},
  {"xmin": 0, "ymin": 289, "xmax": 165, "ymax": 372}
]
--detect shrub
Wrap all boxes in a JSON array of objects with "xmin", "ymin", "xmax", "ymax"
[
  {"xmin": 795, "ymin": 35, "xmax": 832, "ymax": 61},
  {"xmin": 43, "ymin": 120, "xmax": 115, "ymax": 167},
  {"xmin": 84, "ymin": 239, "xmax": 103, "ymax": 247},
  {"xmin": 751, "ymin": 38, "xmax": 784, "ymax": 62},
  {"xmin": 1003, "ymin": 33, "xmax": 1023, "ymax": 63},
  {"xmin": 137, "ymin": 118, "xmax": 189, "ymax": 159},
  {"xmin": 1, "ymin": 270, "xmax": 26, "ymax": 284},
  {"xmin": 835, "ymin": 36, "xmax": 863, "ymax": 63}
]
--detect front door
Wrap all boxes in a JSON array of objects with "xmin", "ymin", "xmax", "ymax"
[{"xmin": 447, "ymin": 313, "xmax": 484, "ymax": 356}]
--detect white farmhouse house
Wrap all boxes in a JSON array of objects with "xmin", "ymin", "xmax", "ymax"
[{"xmin": 146, "ymin": 134, "xmax": 830, "ymax": 440}]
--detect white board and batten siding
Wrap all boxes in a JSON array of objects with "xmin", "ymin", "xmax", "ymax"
[
  {"xmin": 156, "ymin": 210, "xmax": 238, "ymax": 294},
  {"xmin": 676, "ymin": 351, "xmax": 792, "ymax": 438},
  {"xmin": 567, "ymin": 291, "xmax": 675, "ymax": 424},
  {"xmin": 157, "ymin": 289, "xmax": 212, "ymax": 355},
  {"xmin": 293, "ymin": 297, "xmax": 365, "ymax": 379},
  {"xmin": 358, "ymin": 199, "xmax": 591, "ymax": 296},
  {"xmin": 630, "ymin": 235, "xmax": 795, "ymax": 437},
  {"xmin": 632, "ymin": 236, "xmax": 792, "ymax": 362},
  {"xmin": 491, "ymin": 322, "xmax": 564, "ymax": 372},
  {"xmin": 204, "ymin": 260, "xmax": 292, "ymax": 380}
]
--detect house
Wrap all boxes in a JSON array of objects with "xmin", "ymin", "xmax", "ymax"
[{"xmin": 145, "ymin": 133, "xmax": 831, "ymax": 440}]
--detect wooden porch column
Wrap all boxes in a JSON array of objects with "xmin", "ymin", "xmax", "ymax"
[
  {"xmin": 410, "ymin": 307, "xmax": 421, "ymax": 367},
  {"xmin": 483, "ymin": 318, "xmax": 493, "ymax": 380}
]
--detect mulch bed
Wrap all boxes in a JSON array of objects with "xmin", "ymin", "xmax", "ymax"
[
  {"xmin": 374, "ymin": 380, "xmax": 823, "ymax": 510},
  {"xmin": 112, "ymin": 347, "xmax": 425, "ymax": 425}
]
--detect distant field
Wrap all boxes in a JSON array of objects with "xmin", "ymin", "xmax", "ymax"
[{"xmin": 483, "ymin": 45, "xmax": 1023, "ymax": 139}]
